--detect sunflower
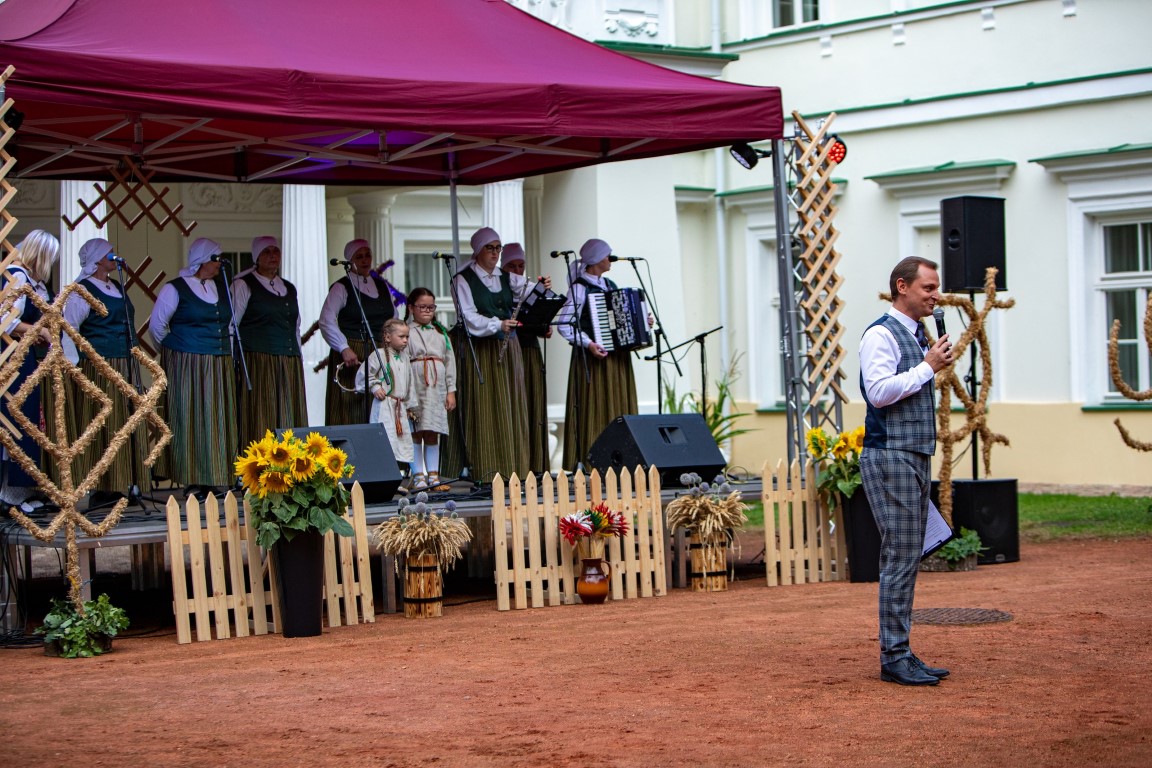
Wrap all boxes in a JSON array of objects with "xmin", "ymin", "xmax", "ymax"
[
  {"xmin": 321, "ymin": 446, "xmax": 348, "ymax": 480},
  {"xmin": 831, "ymin": 436, "xmax": 850, "ymax": 461},
  {"xmin": 805, "ymin": 427, "xmax": 830, "ymax": 459},
  {"xmin": 303, "ymin": 431, "xmax": 330, "ymax": 458},
  {"xmin": 234, "ymin": 453, "xmax": 266, "ymax": 491},
  {"xmin": 850, "ymin": 426, "xmax": 866, "ymax": 452},
  {"xmin": 261, "ymin": 470, "xmax": 293, "ymax": 496},
  {"xmin": 288, "ymin": 450, "xmax": 316, "ymax": 482},
  {"xmin": 267, "ymin": 440, "xmax": 294, "ymax": 467}
]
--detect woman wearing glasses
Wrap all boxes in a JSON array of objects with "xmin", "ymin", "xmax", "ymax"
[{"xmin": 441, "ymin": 227, "xmax": 551, "ymax": 483}]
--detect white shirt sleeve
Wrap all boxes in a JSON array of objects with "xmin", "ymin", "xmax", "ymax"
[
  {"xmin": 231, "ymin": 276, "xmax": 251, "ymax": 325},
  {"xmin": 318, "ymin": 282, "xmax": 350, "ymax": 353},
  {"xmin": 859, "ymin": 322, "xmax": 935, "ymax": 408},
  {"xmin": 556, "ymin": 282, "xmax": 592, "ymax": 347},
  {"xmin": 61, "ymin": 290, "xmax": 92, "ymax": 364},
  {"xmin": 149, "ymin": 283, "xmax": 180, "ymax": 346},
  {"xmin": 3, "ymin": 269, "xmax": 29, "ymax": 336}
]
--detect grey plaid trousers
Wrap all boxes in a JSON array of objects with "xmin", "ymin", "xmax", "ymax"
[{"xmin": 860, "ymin": 446, "xmax": 931, "ymax": 664}]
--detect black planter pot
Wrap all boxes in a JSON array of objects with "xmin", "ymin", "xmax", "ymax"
[
  {"xmin": 840, "ymin": 491, "xmax": 881, "ymax": 583},
  {"xmin": 273, "ymin": 530, "xmax": 325, "ymax": 637}
]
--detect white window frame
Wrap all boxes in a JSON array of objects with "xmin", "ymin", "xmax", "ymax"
[{"xmin": 1035, "ymin": 149, "xmax": 1152, "ymax": 403}]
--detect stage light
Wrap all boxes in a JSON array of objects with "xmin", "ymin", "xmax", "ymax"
[
  {"xmin": 827, "ymin": 134, "xmax": 847, "ymax": 164},
  {"xmin": 730, "ymin": 142, "xmax": 771, "ymax": 170}
]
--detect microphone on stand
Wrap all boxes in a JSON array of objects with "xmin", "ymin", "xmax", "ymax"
[
  {"xmin": 608, "ymin": 255, "xmax": 645, "ymax": 263},
  {"xmin": 550, "ymin": 250, "xmax": 574, "ymax": 258},
  {"xmin": 329, "ymin": 258, "xmax": 353, "ymax": 267},
  {"xmin": 107, "ymin": 254, "xmax": 127, "ymax": 265},
  {"xmin": 933, "ymin": 307, "xmax": 947, "ymax": 340},
  {"xmin": 210, "ymin": 254, "xmax": 231, "ymax": 263},
  {"xmin": 432, "ymin": 251, "xmax": 455, "ymax": 260}
]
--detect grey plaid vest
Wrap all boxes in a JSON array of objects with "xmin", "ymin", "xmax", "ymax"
[{"xmin": 861, "ymin": 314, "xmax": 936, "ymax": 455}]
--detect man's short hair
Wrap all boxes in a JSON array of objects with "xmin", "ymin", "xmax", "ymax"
[{"xmin": 889, "ymin": 256, "xmax": 938, "ymax": 299}]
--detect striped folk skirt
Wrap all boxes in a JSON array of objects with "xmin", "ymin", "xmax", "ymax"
[
  {"xmin": 520, "ymin": 342, "xmax": 549, "ymax": 475},
  {"xmin": 562, "ymin": 349, "xmax": 638, "ymax": 471},
  {"xmin": 324, "ymin": 338, "xmax": 372, "ymax": 426},
  {"xmin": 159, "ymin": 349, "xmax": 238, "ymax": 488},
  {"xmin": 441, "ymin": 331, "xmax": 530, "ymax": 483},
  {"xmin": 66, "ymin": 357, "xmax": 149, "ymax": 493},
  {"xmin": 237, "ymin": 351, "xmax": 308, "ymax": 449}
]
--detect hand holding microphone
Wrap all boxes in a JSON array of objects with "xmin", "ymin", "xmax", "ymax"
[{"xmin": 926, "ymin": 306, "xmax": 953, "ymax": 372}]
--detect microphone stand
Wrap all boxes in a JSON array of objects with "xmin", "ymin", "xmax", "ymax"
[
  {"xmin": 442, "ymin": 254, "xmax": 475, "ymax": 480},
  {"xmin": 662, "ymin": 325, "xmax": 723, "ymax": 421},
  {"xmin": 218, "ymin": 257, "xmax": 251, "ymax": 465},
  {"xmin": 631, "ymin": 260, "xmax": 681, "ymax": 413},
  {"xmin": 563, "ymin": 254, "xmax": 590, "ymax": 473},
  {"xmin": 341, "ymin": 264, "xmax": 390, "ymax": 424}
]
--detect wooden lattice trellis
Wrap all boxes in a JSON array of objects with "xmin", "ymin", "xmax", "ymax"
[
  {"xmin": 1, "ymin": 283, "xmax": 171, "ymax": 612},
  {"xmin": 1108, "ymin": 294, "xmax": 1152, "ymax": 451},
  {"xmin": 790, "ymin": 111, "xmax": 849, "ymax": 435},
  {"xmin": 62, "ymin": 156, "xmax": 197, "ymax": 237}
]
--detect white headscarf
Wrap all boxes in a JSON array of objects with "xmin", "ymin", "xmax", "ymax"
[
  {"xmin": 469, "ymin": 227, "xmax": 500, "ymax": 259},
  {"xmin": 344, "ymin": 238, "xmax": 370, "ymax": 261},
  {"xmin": 570, "ymin": 238, "xmax": 612, "ymax": 282},
  {"xmin": 252, "ymin": 235, "xmax": 278, "ymax": 261},
  {"xmin": 76, "ymin": 238, "xmax": 114, "ymax": 281},
  {"xmin": 501, "ymin": 242, "xmax": 525, "ymax": 268},
  {"xmin": 181, "ymin": 237, "xmax": 222, "ymax": 278}
]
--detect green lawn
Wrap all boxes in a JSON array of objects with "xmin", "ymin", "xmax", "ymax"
[{"xmin": 742, "ymin": 494, "xmax": 1152, "ymax": 542}]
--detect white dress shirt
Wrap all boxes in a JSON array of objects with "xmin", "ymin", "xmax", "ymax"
[
  {"xmin": 61, "ymin": 278, "xmax": 125, "ymax": 364},
  {"xmin": 859, "ymin": 307, "xmax": 935, "ymax": 408},
  {"xmin": 318, "ymin": 273, "xmax": 382, "ymax": 353},
  {"xmin": 556, "ymin": 272, "xmax": 611, "ymax": 348}
]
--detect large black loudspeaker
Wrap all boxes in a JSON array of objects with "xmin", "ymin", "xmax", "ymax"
[
  {"xmin": 941, "ymin": 196, "xmax": 1007, "ymax": 294},
  {"xmin": 931, "ymin": 479, "xmax": 1019, "ymax": 564},
  {"xmin": 586, "ymin": 414, "xmax": 725, "ymax": 487},
  {"xmin": 281, "ymin": 423, "xmax": 401, "ymax": 504}
]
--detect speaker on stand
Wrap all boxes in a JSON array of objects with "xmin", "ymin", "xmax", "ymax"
[{"xmin": 941, "ymin": 195, "xmax": 1006, "ymax": 294}]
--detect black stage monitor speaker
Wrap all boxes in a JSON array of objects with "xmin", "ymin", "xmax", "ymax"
[
  {"xmin": 586, "ymin": 414, "xmax": 725, "ymax": 488},
  {"xmin": 932, "ymin": 478, "xmax": 1019, "ymax": 565},
  {"xmin": 278, "ymin": 423, "xmax": 402, "ymax": 504},
  {"xmin": 941, "ymin": 195, "xmax": 1007, "ymax": 294}
]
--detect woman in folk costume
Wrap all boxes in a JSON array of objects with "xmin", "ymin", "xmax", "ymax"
[
  {"xmin": 500, "ymin": 244, "xmax": 550, "ymax": 476},
  {"xmin": 231, "ymin": 236, "xmax": 308, "ymax": 450},
  {"xmin": 354, "ymin": 318, "xmax": 419, "ymax": 470},
  {"xmin": 440, "ymin": 227, "xmax": 551, "ymax": 483},
  {"xmin": 0, "ymin": 230, "xmax": 60, "ymax": 506},
  {"xmin": 405, "ymin": 287, "xmax": 457, "ymax": 492},
  {"xmin": 319, "ymin": 238, "xmax": 396, "ymax": 426},
  {"xmin": 60, "ymin": 238, "xmax": 146, "ymax": 507},
  {"xmin": 150, "ymin": 237, "xmax": 238, "ymax": 495},
  {"xmin": 557, "ymin": 238, "xmax": 650, "ymax": 471}
]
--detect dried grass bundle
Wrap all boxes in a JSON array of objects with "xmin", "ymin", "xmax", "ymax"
[
  {"xmin": 373, "ymin": 494, "xmax": 472, "ymax": 572},
  {"xmin": 665, "ymin": 474, "xmax": 748, "ymax": 544}
]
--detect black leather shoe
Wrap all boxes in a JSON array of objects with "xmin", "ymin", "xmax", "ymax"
[
  {"xmin": 911, "ymin": 654, "xmax": 950, "ymax": 679},
  {"xmin": 881, "ymin": 657, "xmax": 940, "ymax": 686}
]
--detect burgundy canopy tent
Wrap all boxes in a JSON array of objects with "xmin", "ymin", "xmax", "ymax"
[{"xmin": 0, "ymin": 0, "xmax": 783, "ymax": 186}]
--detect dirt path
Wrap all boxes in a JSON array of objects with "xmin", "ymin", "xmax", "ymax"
[{"xmin": 2, "ymin": 537, "xmax": 1150, "ymax": 768}]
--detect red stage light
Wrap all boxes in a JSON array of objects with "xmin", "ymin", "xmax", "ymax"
[{"xmin": 827, "ymin": 134, "xmax": 847, "ymax": 164}]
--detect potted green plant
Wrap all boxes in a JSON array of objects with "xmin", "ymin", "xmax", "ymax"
[
  {"xmin": 921, "ymin": 527, "xmax": 986, "ymax": 572},
  {"xmin": 374, "ymin": 493, "xmax": 472, "ymax": 617},
  {"xmin": 234, "ymin": 429, "xmax": 356, "ymax": 637},
  {"xmin": 37, "ymin": 593, "xmax": 129, "ymax": 658},
  {"xmin": 665, "ymin": 473, "xmax": 749, "ymax": 592}
]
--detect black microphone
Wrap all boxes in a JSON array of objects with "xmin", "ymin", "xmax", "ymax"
[
  {"xmin": 432, "ymin": 251, "xmax": 454, "ymax": 260},
  {"xmin": 608, "ymin": 255, "xmax": 644, "ymax": 263},
  {"xmin": 210, "ymin": 254, "xmax": 231, "ymax": 263},
  {"xmin": 329, "ymin": 258, "xmax": 353, "ymax": 267},
  {"xmin": 933, "ymin": 307, "xmax": 946, "ymax": 339},
  {"xmin": 550, "ymin": 250, "xmax": 575, "ymax": 258},
  {"xmin": 107, "ymin": 254, "xmax": 126, "ymax": 264}
]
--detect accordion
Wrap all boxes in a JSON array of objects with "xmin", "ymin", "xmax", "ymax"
[{"xmin": 586, "ymin": 288, "xmax": 652, "ymax": 353}]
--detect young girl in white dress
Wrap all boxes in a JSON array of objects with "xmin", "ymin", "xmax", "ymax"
[
  {"xmin": 355, "ymin": 318, "xmax": 420, "ymax": 471},
  {"xmin": 405, "ymin": 287, "xmax": 457, "ymax": 491}
]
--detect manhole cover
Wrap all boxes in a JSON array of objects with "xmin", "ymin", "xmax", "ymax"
[{"xmin": 912, "ymin": 608, "xmax": 1013, "ymax": 625}]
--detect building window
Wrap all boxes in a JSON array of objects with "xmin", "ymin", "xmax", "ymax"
[
  {"xmin": 775, "ymin": 0, "xmax": 818, "ymax": 27},
  {"xmin": 403, "ymin": 251, "xmax": 457, "ymax": 326},
  {"xmin": 1101, "ymin": 221, "xmax": 1152, "ymax": 395}
]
